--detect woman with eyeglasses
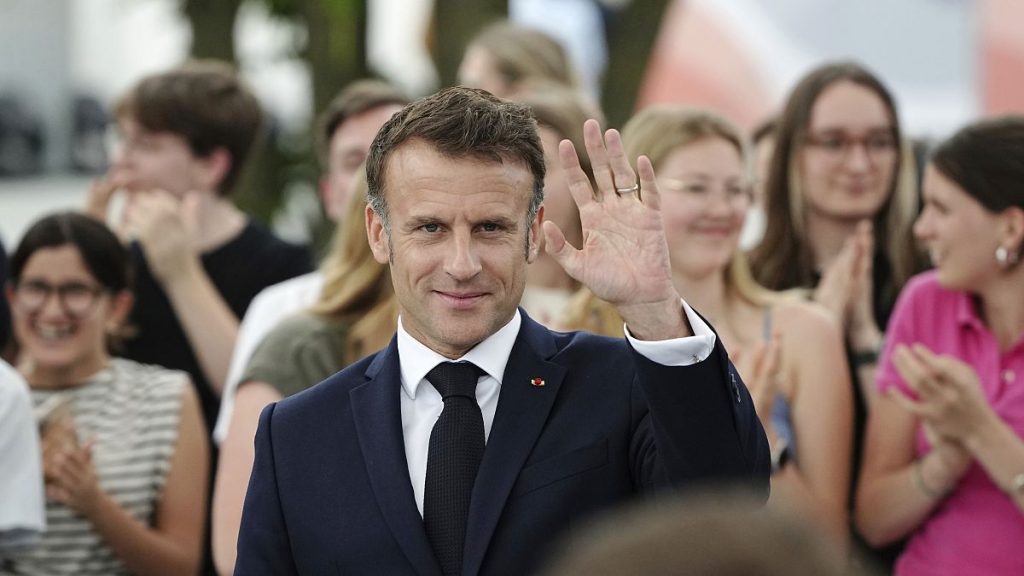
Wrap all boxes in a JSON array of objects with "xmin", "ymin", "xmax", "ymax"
[
  {"xmin": 856, "ymin": 116, "xmax": 1024, "ymax": 575},
  {"xmin": 561, "ymin": 107, "xmax": 853, "ymax": 545},
  {"xmin": 747, "ymin": 61, "xmax": 927, "ymax": 566},
  {"xmin": 1, "ymin": 212, "xmax": 207, "ymax": 575}
]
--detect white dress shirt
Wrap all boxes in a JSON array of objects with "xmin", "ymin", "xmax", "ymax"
[
  {"xmin": 0, "ymin": 360, "xmax": 45, "ymax": 550},
  {"xmin": 398, "ymin": 301, "xmax": 716, "ymax": 515}
]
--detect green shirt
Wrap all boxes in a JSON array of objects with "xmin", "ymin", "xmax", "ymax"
[{"xmin": 241, "ymin": 312, "xmax": 350, "ymax": 398}]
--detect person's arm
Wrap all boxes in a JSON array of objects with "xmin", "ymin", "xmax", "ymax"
[
  {"xmin": 47, "ymin": 382, "xmax": 209, "ymax": 575},
  {"xmin": 855, "ymin": 391, "xmax": 969, "ymax": 546},
  {"xmin": 212, "ymin": 381, "xmax": 282, "ymax": 576},
  {"xmin": 772, "ymin": 304, "xmax": 852, "ymax": 546},
  {"xmin": 965, "ymin": 415, "xmax": 1024, "ymax": 513},
  {"xmin": 890, "ymin": 345, "xmax": 1024, "ymax": 513},
  {"xmin": 126, "ymin": 191, "xmax": 238, "ymax": 394},
  {"xmin": 543, "ymin": 120, "xmax": 768, "ymax": 489},
  {"xmin": 160, "ymin": 258, "xmax": 239, "ymax": 395}
]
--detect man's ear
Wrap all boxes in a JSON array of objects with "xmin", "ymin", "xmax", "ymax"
[
  {"xmin": 366, "ymin": 204, "xmax": 391, "ymax": 264},
  {"xmin": 197, "ymin": 147, "xmax": 232, "ymax": 192},
  {"xmin": 527, "ymin": 204, "xmax": 544, "ymax": 263}
]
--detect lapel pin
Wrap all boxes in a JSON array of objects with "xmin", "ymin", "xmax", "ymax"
[{"xmin": 530, "ymin": 377, "xmax": 545, "ymax": 387}]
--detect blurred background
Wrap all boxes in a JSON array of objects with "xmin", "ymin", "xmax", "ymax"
[{"xmin": 1, "ymin": 0, "xmax": 1022, "ymax": 251}]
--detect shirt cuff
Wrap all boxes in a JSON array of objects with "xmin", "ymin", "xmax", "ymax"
[{"xmin": 624, "ymin": 299, "xmax": 717, "ymax": 366}]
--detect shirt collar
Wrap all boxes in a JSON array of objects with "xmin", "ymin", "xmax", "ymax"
[
  {"xmin": 954, "ymin": 290, "xmax": 985, "ymax": 331},
  {"xmin": 397, "ymin": 310, "xmax": 522, "ymax": 399}
]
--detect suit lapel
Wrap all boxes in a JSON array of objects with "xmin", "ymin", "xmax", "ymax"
[
  {"xmin": 463, "ymin": 313, "xmax": 565, "ymax": 576},
  {"xmin": 351, "ymin": 339, "xmax": 442, "ymax": 576}
]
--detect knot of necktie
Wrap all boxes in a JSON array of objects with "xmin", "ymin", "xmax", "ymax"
[{"xmin": 426, "ymin": 361, "xmax": 483, "ymax": 400}]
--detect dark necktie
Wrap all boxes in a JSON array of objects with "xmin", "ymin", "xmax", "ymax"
[{"xmin": 423, "ymin": 361, "xmax": 485, "ymax": 576}]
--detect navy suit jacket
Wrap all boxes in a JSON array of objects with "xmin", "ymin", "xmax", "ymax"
[{"xmin": 235, "ymin": 311, "xmax": 769, "ymax": 575}]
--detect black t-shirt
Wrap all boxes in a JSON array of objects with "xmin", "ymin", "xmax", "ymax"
[{"xmin": 122, "ymin": 221, "xmax": 313, "ymax": 430}]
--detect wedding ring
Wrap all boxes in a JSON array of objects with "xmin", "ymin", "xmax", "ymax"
[{"xmin": 614, "ymin": 184, "xmax": 640, "ymax": 196}]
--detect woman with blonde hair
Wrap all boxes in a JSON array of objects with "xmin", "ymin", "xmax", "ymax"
[
  {"xmin": 211, "ymin": 172, "xmax": 395, "ymax": 574},
  {"xmin": 562, "ymin": 106, "xmax": 852, "ymax": 543}
]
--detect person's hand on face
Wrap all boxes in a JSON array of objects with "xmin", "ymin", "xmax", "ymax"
[
  {"xmin": 542, "ymin": 120, "xmax": 684, "ymax": 339},
  {"xmin": 123, "ymin": 190, "xmax": 202, "ymax": 284},
  {"xmin": 83, "ymin": 171, "xmax": 132, "ymax": 240}
]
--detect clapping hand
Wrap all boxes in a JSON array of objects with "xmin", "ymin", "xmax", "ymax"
[
  {"xmin": 890, "ymin": 344, "xmax": 994, "ymax": 443},
  {"xmin": 889, "ymin": 344, "xmax": 990, "ymax": 485},
  {"xmin": 41, "ymin": 419, "xmax": 102, "ymax": 516},
  {"xmin": 542, "ymin": 120, "xmax": 686, "ymax": 340},
  {"xmin": 815, "ymin": 220, "xmax": 881, "ymax": 350}
]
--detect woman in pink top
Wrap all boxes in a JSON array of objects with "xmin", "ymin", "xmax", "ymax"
[{"xmin": 856, "ymin": 116, "xmax": 1024, "ymax": 575}]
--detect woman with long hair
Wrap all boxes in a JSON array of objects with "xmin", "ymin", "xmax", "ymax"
[{"xmin": 749, "ymin": 61, "xmax": 925, "ymax": 406}]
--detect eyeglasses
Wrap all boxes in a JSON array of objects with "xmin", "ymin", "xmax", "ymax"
[
  {"xmin": 803, "ymin": 130, "xmax": 898, "ymax": 165},
  {"xmin": 658, "ymin": 178, "xmax": 752, "ymax": 206},
  {"xmin": 12, "ymin": 280, "xmax": 107, "ymax": 317}
]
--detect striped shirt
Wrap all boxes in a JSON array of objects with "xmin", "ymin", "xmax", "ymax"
[{"xmin": 1, "ymin": 358, "xmax": 187, "ymax": 575}]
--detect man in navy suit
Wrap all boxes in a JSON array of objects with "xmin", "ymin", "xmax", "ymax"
[{"xmin": 235, "ymin": 87, "xmax": 770, "ymax": 576}]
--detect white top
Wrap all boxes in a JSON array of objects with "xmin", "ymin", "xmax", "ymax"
[
  {"xmin": 214, "ymin": 271, "xmax": 325, "ymax": 443},
  {"xmin": 397, "ymin": 302, "xmax": 715, "ymax": 515},
  {"xmin": 0, "ymin": 360, "xmax": 45, "ymax": 551}
]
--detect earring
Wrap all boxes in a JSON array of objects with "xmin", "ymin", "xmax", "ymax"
[{"xmin": 996, "ymin": 245, "xmax": 1020, "ymax": 269}]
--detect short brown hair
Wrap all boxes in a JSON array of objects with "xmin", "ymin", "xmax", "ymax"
[
  {"xmin": 316, "ymin": 79, "xmax": 410, "ymax": 166},
  {"xmin": 365, "ymin": 86, "xmax": 545, "ymax": 230},
  {"xmin": 115, "ymin": 60, "xmax": 262, "ymax": 195}
]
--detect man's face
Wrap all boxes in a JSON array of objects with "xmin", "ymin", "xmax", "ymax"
[
  {"xmin": 110, "ymin": 116, "xmax": 212, "ymax": 196},
  {"xmin": 366, "ymin": 140, "xmax": 542, "ymax": 358},
  {"xmin": 322, "ymin": 104, "xmax": 404, "ymax": 223}
]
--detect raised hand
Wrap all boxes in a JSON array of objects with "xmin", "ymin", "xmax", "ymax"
[{"xmin": 543, "ymin": 120, "xmax": 686, "ymax": 340}]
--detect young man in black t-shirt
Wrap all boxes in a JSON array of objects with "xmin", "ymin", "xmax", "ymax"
[{"xmin": 87, "ymin": 61, "xmax": 312, "ymax": 430}]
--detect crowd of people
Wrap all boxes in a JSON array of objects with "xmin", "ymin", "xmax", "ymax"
[{"xmin": 1, "ymin": 19, "xmax": 1022, "ymax": 576}]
